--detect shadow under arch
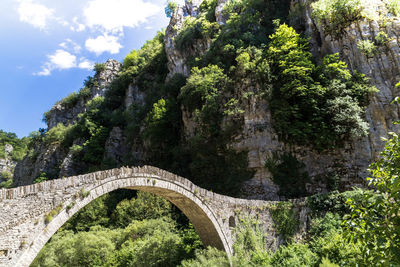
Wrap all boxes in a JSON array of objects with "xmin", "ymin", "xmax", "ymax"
[{"xmin": 18, "ymin": 175, "xmax": 231, "ymax": 267}]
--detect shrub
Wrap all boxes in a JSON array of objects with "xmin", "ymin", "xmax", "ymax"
[
  {"xmin": 57, "ymin": 92, "xmax": 79, "ymax": 108},
  {"xmin": 357, "ymin": 39, "xmax": 376, "ymax": 57},
  {"xmin": 0, "ymin": 178, "xmax": 13, "ymax": 188},
  {"xmin": 268, "ymin": 24, "xmax": 375, "ymax": 150},
  {"xmin": 43, "ymin": 123, "xmax": 75, "ymax": 146},
  {"xmin": 344, "ymin": 133, "xmax": 400, "ymax": 265},
  {"xmin": 375, "ymin": 31, "xmax": 389, "ymax": 45},
  {"xmin": 312, "ymin": 0, "xmax": 364, "ymax": 38},
  {"xmin": 386, "ymin": 0, "xmax": 400, "ymax": 16},
  {"xmin": 111, "ymin": 191, "xmax": 172, "ymax": 228},
  {"xmin": 270, "ymin": 243, "xmax": 318, "ymax": 267},
  {"xmin": 165, "ymin": 0, "xmax": 178, "ymax": 18},
  {"xmin": 270, "ymin": 202, "xmax": 299, "ymax": 244},
  {"xmin": 180, "ymin": 247, "xmax": 230, "ymax": 267},
  {"xmin": 233, "ymin": 217, "xmax": 270, "ymax": 266},
  {"xmin": 310, "ymin": 227, "xmax": 362, "ymax": 266},
  {"xmin": 34, "ymin": 172, "xmax": 48, "ymax": 184},
  {"xmin": 94, "ymin": 63, "xmax": 106, "ymax": 73}
]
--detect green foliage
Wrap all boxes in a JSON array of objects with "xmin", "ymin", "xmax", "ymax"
[
  {"xmin": 0, "ymin": 177, "xmax": 13, "ymax": 188},
  {"xmin": 375, "ymin": 31, "xmax": 389, "ymax": 45},
  {"xmin": 319, "ymin": 258, "xmax": 340, "ymax": 267},
  {"xmin": 0, "ymin": 130, "xmax": 30, "ymax": 161},
  {"xmin": 165, "ymin": 0, "xmax": 178, "ymax": 18},
  {"xmin": 180, "ymin": 247, "xmax": 230, "ymax": 267},
  {"xmin": 311, "ymin": 0, "xmax": 364, "ymax": 38},
  {"xmin": 94, "ymin": 63, "xmax": 106, "ymax": 73},
  {"xmin": 180, "ymin": 65, "xmax": 229, "ymax": 115},
  {"xmin": 34, "ymin": 172, "xmax": 48, "ymax": 184},
  {"xmin": 175, "ymin": 16, "xmax": 219, "ymax": 51},
  {"xmin": 43, "ymin": 123, "xmax": 75, "ymax": 146},
  {"xmin": 308, "ymin": 212, "xmax": 342, "ymax": 238},
  {"xmin": 386, "ymin": 0, "xmax": 400, "ymax": 16},
  {"xmin": 306, "ymin": 189, "xmax": 365, "ymax": 216},
  {"xmin": 179, "ymin": 64, "xmax": 253, "ymax": 196},
  {"xmin": 268, "ymin": 24, "xmax": 376, "ymax": 150},
  {"xmin": 265, "ymin": 153, "xmax": 310, "ymax": 198},
  {"xmin": 111, "ymin": 191, "xmax": 172, "ymax": 228},
  {"xmin": 270, "ymin": 243, "xmax": 318, "ymax": 267},
  {"xmin": 32, "ymin": 228, "xmax": 117, "ymax": 267},
  {"xmin": 344, "ymin": 133, "xmax": 400, "ymax": 265},
  {"xmin": 270, "ymin": 202, "xmax": 299, "ymax": 244},
  {"xmin": 310, "ymin": 227, "xmax": 362, "ymax": 266},
  {"xmin": 233, "ymin": 218, "xmax": 270, "ymax": 266},
  {"xmin": 357, "ymin": 39, "xmax": 376, "ymax": 57},
  {"xmin": 35, "ymin": 190, "xmax": 203, "ymax": 267},
  {"xmin": 56, "ymin": 92, "xmax": 79, "ymax": 108},
  {"xmin": 44, "ymin": 204, "xmax": 63, "ymax": 224}
]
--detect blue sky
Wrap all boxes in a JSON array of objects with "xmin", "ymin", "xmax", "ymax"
[{"xmin": 0, "ymin": 0, "xmax": 172, "ymax": 137}]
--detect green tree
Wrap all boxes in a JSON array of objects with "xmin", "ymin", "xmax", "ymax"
[{"xmin": 345, "ymin": 132, "xmax": 400, "ymax": 265}]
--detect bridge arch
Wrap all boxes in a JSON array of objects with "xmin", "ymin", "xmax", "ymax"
[{"xmin": 14, "ymin": 168, "xmax": 232, "ymax": 267}]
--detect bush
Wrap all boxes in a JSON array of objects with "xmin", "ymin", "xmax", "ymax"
[
  {"xmin": 386, "ymin": 0, "xmax": 400, "ymax": 16},
  {"xmin": 357, "ymin": 39, "xmax": 376, "ymax": 57},
  {"xmin": 57, "ymin": 92, "xmax": 79, "ymax": 108},
  {"xmin": 111, "ymin": 191, "xmax": 172, "ymax": 228},
  {"xmin": 233, "ymin": 218, "xmax": 270, "ymax": 266},
  {"xmin": 94, "ymin": 63, "xmax": 106, "ymax": 73},
  {"xmin": 344, "ymin": 133, "xmax": 400, "ymax": 265},
  {"xmin": 180, "ymin": 247, "xmax": 230, "ymax": 267},
  {"xmin": 270, "ymin": 243, "xmax": 318, "ymax": 267},
  {"xmin": 311, "ymin": 229, "xmax": 362, "ymax": 266},
  {"xmin": 312, "ymin": 0, "xmax": 364, "ymax": 38},
  {"xmin": 270, "ymin": 202, "xmax": 299, "ymax": 244},
  {"xmin": 0, "ymin": 178, "xmax": 13, "ymax": 188},
  {"xmin": 268, "ymin": 24, "xmax": 375, "ymax": 150},
  {"xmin": 34, "ymin": 172, "xmax": 48, "ymax": 184},
  {"xmin": 165, "ymin": 0, "xmax": 178, "ymax": 18},
  {"xmin": 43, "ymin": 123, "xmax": 75, "ymax": 146},
  {"xmin": 375, "ymin": 31, "xmax": 389, "ymax": 45}
]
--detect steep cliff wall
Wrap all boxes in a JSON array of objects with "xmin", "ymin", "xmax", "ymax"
[
  {"xmin": 13, "ymin": 60, "xmax": 122, "ymax": 186},
  {"xmin": 163, "ymin": 0, "xmax": 400, "ymax": 199},
  {"xmin": 12, "ymin": 0, "xmax": 400, "ymax": 200},
  {"xmin": 0, "ymin": 145, "xmax": 16, "ymax": 184}
]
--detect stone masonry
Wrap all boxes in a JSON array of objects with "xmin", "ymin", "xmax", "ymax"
[{"xmin": 0, "ymin": 166, "xmax": 307, "ymax": 267}]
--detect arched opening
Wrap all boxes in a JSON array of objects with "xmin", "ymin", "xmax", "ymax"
[{"xmin": 23, "ymin": 176, "xmax": 230, "ymax": 267}]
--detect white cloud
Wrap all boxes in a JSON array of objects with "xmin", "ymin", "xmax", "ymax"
[
  {"xmin": 83, "ymin": 0, "xmax": 161, "ymax": 33},
  {"xmin": 36, "ymin": 49, "xmax": 77, "ymax": 76},
  {"xmin": 70, "ymin": 17, "xmax": 86, "ymax": 32},
  {"xmin": 85, "ymin": 34, "xmax": 122, "ymax": 55},
  {"xmin": 59, "ymin": 39, "xmax": 82, "ymax": 54},
  {"xmin": 17, "ymin": 1, "xmax": 54, "ymax": 30},
  {"xmin": 78, "ymin": 58, "xmax": 94, "ymax": 70},
  {"xmin": 48, "ymin": 49, "xmax": 76, "ymax": 69}
]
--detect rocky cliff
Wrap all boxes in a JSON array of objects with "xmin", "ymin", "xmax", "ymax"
[
  {"xmin": 0, "ymin": 144, "xmax": 16, "ymax": 184},
  {"xmin": 12, "ymin": 0, "xmax": 400, "ymax": 200},
  {"xmin": 162, "ymin": 0, "xmax": 400, "ymax": 199}
]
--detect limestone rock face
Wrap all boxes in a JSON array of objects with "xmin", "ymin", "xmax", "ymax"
[
  {"xmin": 13, "ymin": 143, "xmax": 67, "ymax": 186},
  {"xmin": 46, "ymin": 59, "xmax": 121, "ymax": 129},
  {"xmin": 13, "ymin": 60, "xmax": 122, "ymax": 186},
  {"xmin": 0, "ymin": 145, "xmax": 16, "ymax": 183},
  {"xmin": 215, "ymin": 0, "xmax": 229, "ymax": 25},
  {"xmin": 236, "ymin": 0, "xmax": 400, "ymax": 199},
  {"xmin": 168, "ymin": 0, "xmax": 400, "ymax": 199},
  {"xmin": 104, "ymin": 127, "xmax": 129, "ymax": 166},
  {"xmin": 164, "ymin": 2, "xmax": 211, "ymax": 78}
]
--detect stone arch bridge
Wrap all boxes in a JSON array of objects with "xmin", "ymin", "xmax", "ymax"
[{"xmin": 0, "ymin": 166, "xmax": 307, "ymax": 266}]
